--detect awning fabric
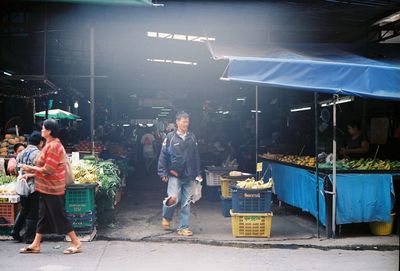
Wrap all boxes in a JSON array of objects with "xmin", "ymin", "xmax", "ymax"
[
  {"xmin": 35, "ymin": 109, "xmax": 80, "ymax": 120},
  {"xmin": 29, "ymin": 0, "xmax": 152, "ymax": 5},
  {"xmin": 211, "ymin": 43, "xmax": 400, "ymax": 101}
]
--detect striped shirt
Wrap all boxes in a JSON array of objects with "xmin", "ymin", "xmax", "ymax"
[{"xmin": 34, "ymin": 138, "xmax": 66, "ymax": 195}]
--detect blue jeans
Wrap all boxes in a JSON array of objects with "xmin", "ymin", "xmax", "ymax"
[{"xmin": 162, "ymin": 176, "xmax": 194, "ymax": 230}]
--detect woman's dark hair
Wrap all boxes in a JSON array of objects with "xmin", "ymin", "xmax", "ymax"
[
  {"xmin": 347, "ymin": 120, "xmax": 361, "ymax": 130},
  {"xmin": 43, "ymin": 119, "xmax": 59, "ymax": 138},
  {"xmin": 13, "ymin": 143, "xmax": 25, "ymax": 152},
  {"xmin": 28, "ymin": 131, "xmax": 44, "ymax": 146}
]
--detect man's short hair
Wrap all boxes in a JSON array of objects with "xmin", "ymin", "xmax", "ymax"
[
  {"xmin": 28, "ymin": 131, "xmax": 43, "ymax": 146},
  {"xmin": 13, "ymin": 143, "xmax": 25, "ymax": 152},
  {"xmin": 176, "ymin": 111, "xmax": 189, "ymax": 120}
]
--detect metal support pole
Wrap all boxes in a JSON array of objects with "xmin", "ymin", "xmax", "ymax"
[
  {"xmin": 46, "ymin": 100, "xmax": 49, "ymax": 119},
  {"xmin": 90, "ymin": 27, "xmax": 95, "ymax": 155},
  {"xmin": 44, "ymin": 4, "xmax": 48, "ymax": 120},
  {"xmin": 32, "ymin": 98, "xmax": 36, "ymax": 125},
  {"xmin": 255, "ymin": 85, "xmax": 259, "ymax": 178},
  {"xmin": 332, "ymin": 94, "xmax": 338, "ymax": 238},
  {"xmin": 43, "ymin": 4, "xmax": 47, "ymax": 77},
  {"xmin": 314, "ymin": 92, "xmax": 320, "ymax": 238}
]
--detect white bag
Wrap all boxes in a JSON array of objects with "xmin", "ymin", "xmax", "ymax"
[
  {"xmin": 15, "ymin": 176, "xmax": 30, "ymax": 196},
  {"xmin": 191, "ymin": 179, "xmax": 202, "ymax": 204}
]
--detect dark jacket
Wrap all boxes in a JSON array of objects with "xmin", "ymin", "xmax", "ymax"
[{"xmin": 158, "ymin": 130, "xmax": 201, "ymax": 180}]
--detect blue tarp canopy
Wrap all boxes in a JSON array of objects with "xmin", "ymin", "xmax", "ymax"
[{"xmin": 211, "ymin": 43, "xmax": 400, "ymax": 100}]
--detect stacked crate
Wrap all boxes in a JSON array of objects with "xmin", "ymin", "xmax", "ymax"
[
  {"xmin": 219, "ymin": 174, "xmax": 254, "ymax": 217},
  {"xmin": 230, "ymin": 185, "xmax": 273, "ymax": 238},
  {"xmin": 204, "ymin": 166, "xmax": 237, "ymax": 202},
  {"xmin": 219, "ymin": 175, "xmax": 241, "ymax": 217},
  {"xmin": 65, "ymin": 184, "xmax": 96, "ymax": 237},
  {"xmin": 0, "ymin": 199, "xmax": 21, "ymax": 237}
]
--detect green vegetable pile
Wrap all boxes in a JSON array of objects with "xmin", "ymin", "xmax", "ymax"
[
  {"xmin": 82, "ymin": 156, "xmax": 121, "ymax": 199},
  {"xmin": 96, "ymin": 160, "xmax": 121, "ymax": 199},
  {"xmin": 0, "ymin": 174, "xmax": 15, "ymax": 185},
  {"xmin": 114, "ymin": 159, "xmax": 134, "ymax": 176}
]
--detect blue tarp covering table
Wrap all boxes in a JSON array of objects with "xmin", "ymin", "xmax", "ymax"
[
  {"xmin": 264, "ymin": 161, "xmax": 327, "ymax": 225},
  {"xmin": 263, "ymin": 161, "xmax": 395, "ymax": 225},
  {"xmin": 332, "ymin": 174, "xmax": 394, "ymax": 224}
]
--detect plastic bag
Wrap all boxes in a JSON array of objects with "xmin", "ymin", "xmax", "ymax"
[
  {"xmin": 15, "ymin": 176, "xmax": 30, "ymax": 196},
  {"xmin": 64, "ymin": 155, "xmax": 75, "ymax": 186},
  {"xmin": 191, "ymin": 178, "xmax": 203, "ymax": 204}
]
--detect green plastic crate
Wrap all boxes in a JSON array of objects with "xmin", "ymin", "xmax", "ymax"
[
  {"xmin": 65, "ymin": 187, "xmax": 95, "ymax": 213},
  {"xmin": 67, "ymin": 212, "xmax": 96, "ymax": 229},
  {"xmin": 0, "ymin": 226, "xmax": 12, "ymax": 236}
]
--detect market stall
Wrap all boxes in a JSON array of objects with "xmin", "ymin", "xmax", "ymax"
[
  {"xmin": 0, "ymin": 174, "xmax": 19, "ymax": 237},
  {"xmin": 211, "ymin": 43, "xmax": 400, "ymax": 237},
  {"xmin": 0, "ymin": 154, "xmax": 125, "ymax": 240},
  {"xmin": 260, "ymin": 156, "xmax": 399, "ymax": 228},
  {"xmin": 70, "ymin": 155, "xmax": 123, "ymax": 212}
]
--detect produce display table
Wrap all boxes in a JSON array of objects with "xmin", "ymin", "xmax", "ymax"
[
  {"xmin": 261, "ymin": 159, "xmax": 397, "ymax": 228},
  {"xmin": 0, "ymin": 195, "xmax": 20, "ymax": 203}
]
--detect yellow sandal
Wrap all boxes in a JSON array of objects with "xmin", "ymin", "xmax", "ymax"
[
  {"xmin": 177, "ymin": 229, "xmax": 193, "ymax": 236},
  {"xmin": 162, "ymin": 218, "xmax": 170, "ymax": 230}
]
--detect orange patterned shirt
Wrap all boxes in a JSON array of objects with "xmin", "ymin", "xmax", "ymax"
[{"xmin": 34, "ymin": 138, "xmax": 66, "ymax": 195}]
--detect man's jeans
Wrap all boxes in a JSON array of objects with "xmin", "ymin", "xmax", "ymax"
[{"xmin": 162, "ymin": 176, "xmax": 194, "ymax": 230}]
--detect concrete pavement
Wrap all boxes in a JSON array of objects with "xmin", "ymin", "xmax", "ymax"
[{"xmin": 0, "ymin": 240, "xmax": 398, "ymax": 271}]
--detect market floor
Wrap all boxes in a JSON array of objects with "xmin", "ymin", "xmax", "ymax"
[
  {"xmin": 0, "ymin": 240, "xmax": 398, "ymax": 271},
  {"xmin": 94, "ymin": 167, "xmax": 399, "ymax": 249},
  {"xmin": 98, "ymin": 167, "xmax": 319, "ymax": 241}
]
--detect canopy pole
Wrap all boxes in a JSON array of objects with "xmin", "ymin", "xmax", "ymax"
[
  {"xmin": 43, "ymin": 4, "xmax": 47, "ymax": 77},
  {"xmin": 255, "ymin": 85, "xmax": 259, "ymax": 178},
  {"xmin": 46, "ymin": 100, "xmax": 49, "ymax": 119},
  {"xmin": 44, "ymin": 4, "xmax": 48, "ymax": 120},
  {"xmin": 314, "ymin": 92, "xmax": 320, "ymax": 238},
  {"xmin": 332, "ymin": 94, "xmax": 338, "ymax": 238},
  {"xmin": 32, "ymin": 98, "xmax": 36, "ymax": 125},
  {"xmin": 90, "ymin": 27, "xmax": 95, "ymax": 155}
]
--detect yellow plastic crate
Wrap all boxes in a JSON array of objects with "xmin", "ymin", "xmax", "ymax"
[
  {"xmin": 220, "ymin": 177, "xmax": 237, "ymax": 198},
  {"xmin": 230, "ymin": 210, "xmax": 272, "ymax": 238},
  {"xmin": 369, "ymin": 213, "xmax": 396, "ymax": 236}
]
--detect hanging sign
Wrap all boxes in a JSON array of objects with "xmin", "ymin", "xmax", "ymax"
[{"xmin": 257, "ymin": 162, "xmax": 263, "ymax": 172}]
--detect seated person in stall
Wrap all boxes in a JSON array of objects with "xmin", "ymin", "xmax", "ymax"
[
  {"xmin": 7, "ymin": 143, "xmax": 26, "ymax": 176},
  {"xmin": 340, "ymin": 121, "xmax": 369, "ymax": 159}
]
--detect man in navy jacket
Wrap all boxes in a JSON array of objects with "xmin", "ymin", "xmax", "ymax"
[{"xmin": 158, "ymin": 111, "xmax": 201, "ymax": 236}]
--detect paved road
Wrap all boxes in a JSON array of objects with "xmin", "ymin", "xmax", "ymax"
[{"xmin": 0, "ymin": 240, "xmax": 398, "ymax": 271}]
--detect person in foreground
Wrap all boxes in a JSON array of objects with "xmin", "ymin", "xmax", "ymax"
[
  {"xmin": 11, "ymin": 131, "xmax": 45, "ymax": 243},
  {"xmin": 19, "ymin": 119, "xmax": 81, "ymax": 254},
  {"xmin": 158, "ymin": 111, "xmax": 201, "ymax": 236}
]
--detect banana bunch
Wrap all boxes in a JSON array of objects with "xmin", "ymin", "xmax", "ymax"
[
  {"xmin": 346, "ymin": 159, "xmax": 400, "ymax": 171},
  {"xmin": 72, "ymin": 164, "xmax": 99, "ymax": 184},
  {"xmin": 0, "ymin": 184, "xmax": 16, "ymax": 195},
  {"xmin": 236, "ymin": 177, "xmax": 273, "ymax": 190},
  {"xmin": 229, "ymin": 171, "xmax": 243, "ymax": 177}
]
